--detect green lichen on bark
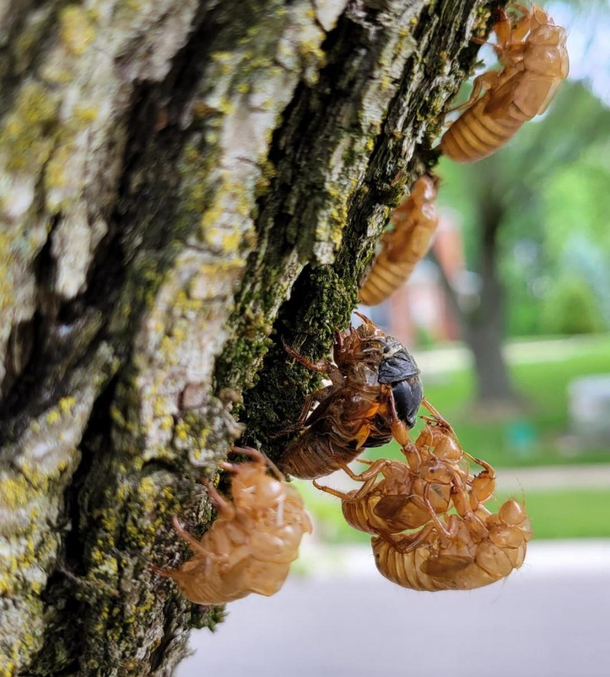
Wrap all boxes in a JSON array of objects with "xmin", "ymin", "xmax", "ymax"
[{"xmin": 0, "ymin": 0, "xmax": 501, "ymax": 674}]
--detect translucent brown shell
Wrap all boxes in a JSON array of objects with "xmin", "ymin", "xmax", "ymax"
[
  {"xmin": 373, "ymin": 499, "xmax": 532, "ymax": 591},
  {"xmin": 441, "ymin": 4, "xmax": 569, "ymax": 163},
  {"xmin": 359, "ymin": 176, "xmax": 439, "ymax": 306},
  {"xmin": 316, "ymin": 398, "xmax": 530, "ymax": 591},
  {"xmin": 314, "ymin": 400, "xmax": 495, "ymax": 538},
  {"xmin": 153, "ymin": 447, "xmax": 312, "ymax": 604}
]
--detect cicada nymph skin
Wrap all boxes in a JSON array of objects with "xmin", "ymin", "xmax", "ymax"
[
  {"xmin": 314, "ymin": 396, "xmax": 528, "ymax": 591},
  {"xmin": 313, "ymin": 458, "xmax": 414, "ymax": 534},
  {"xmin": 313, "ymin": 401, "xmax": 494, "ymax": 535},
  {"xmin": 277, "ymin": 314, "xmax": 423, "ymax": 480},
  {"xmin": 359, "ymin": 175, "xmax": 439, "ymax": 307},
  {"xmin": 440, "ymin": 4, "xmax": 568, "ymax": 163},
  {"xmin": 372, "ymin": 499, "xmax": 532, "ymax": 591},
  {"xmin": 153, "ymin": 447, "xmax": 312, "ymax": 605}
]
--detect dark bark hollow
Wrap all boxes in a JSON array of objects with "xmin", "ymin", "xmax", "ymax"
[{"xmin": 0, "ymin": 1, "xmax": 501, "ymax": 674}]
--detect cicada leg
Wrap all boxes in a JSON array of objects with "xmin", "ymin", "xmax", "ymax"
[
  {"xmin": 423, "ymin": 484, "xmax": 457, "ymax": 539},
  {"xmin": 312, "ymin": 480, "xmax": 355, "ymax": 502},
  {"xmin": 452, "ymin": 483, "xmax": 488, "ymax": 536},
  {"xmin": 402, "ymin": 439, "xmax": 423, "ymax": 472},
  {"xmin": 282, "ymin": 340, "xmax": 331, "ymax": 373},
  {"xmin": 337, "ymin": 458, "xmax": 392, "ymax": 482},
  {"xmin": 227, "ymin": 446, "xmax": 286, "ymax": 482},
  {"xmin": 445, "ymin": 71, "xmax": 500, "ymax": 115},
  {"xmin": 353, "ymin": 311, "xmax": 374, "ymax": 326},
  {"xmin": 382, "ymin": 522, "xmax": 435, "ymax": 554},
  {"xmin": 229, "ymin": 445, "xmax": 264, "ymax": 461},
  {"xmin": 315, "ymin": 459, "xmax": 390, "ymax": 502},
  {"xmin": 201, "ymin": 480, "xmax": 236, "ymax": 521},
  {"xmin": 169, "ymin": 515, "xmax": 223, "ymax": 560},
  {"xmin": 270, "ymin": 385, "xmax": 335, "ymax": 439},
  {"xmin": 385, "ymin": 385, "xmax": 410, "ymax": 447},
  {"xmin": 466, "ymin": 456, "xmax": 496, "ymax": 507}
]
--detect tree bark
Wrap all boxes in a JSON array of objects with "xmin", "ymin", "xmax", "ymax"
[{"xmin": 0, "ymin": 1, "xmax": 498, "ymax": 674}]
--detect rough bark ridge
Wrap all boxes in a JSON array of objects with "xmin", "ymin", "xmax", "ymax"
[{"xmin": 0, "ymin": 1, "xmax": 498, "ymax": 674}]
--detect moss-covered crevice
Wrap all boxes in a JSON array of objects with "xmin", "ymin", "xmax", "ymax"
[
  {"xmin": 217, "ymin": 0, "xmax": 501, "ymax": 462},
  {"xmin": 215, "ymin": 1, "xmax": 417, "ymax": 392}
]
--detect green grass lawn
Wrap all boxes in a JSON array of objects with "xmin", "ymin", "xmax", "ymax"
[
  {"xmin": 298, "ymin": 481, "xmax": 610, "ymax": 544},
  {"xmin": 493, "ymin": 489, "xmax": 610, "ymax": 539},
  {"xmin": 364, "ymin": 334, "xmax": 610, "ymax": 469}
]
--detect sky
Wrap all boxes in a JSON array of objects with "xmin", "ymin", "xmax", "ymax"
[
  {"xmin": 476, "ymin": 2, "xmax": 610, "ymax": 107},
  {"xmin": 550, "ymin": 1, "xmax": 610, "ymax": 105}
]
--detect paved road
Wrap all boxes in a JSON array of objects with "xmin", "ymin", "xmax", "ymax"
[{"xmin": 178, "ymin": 540, "xmax": 610, "ymax": 677}]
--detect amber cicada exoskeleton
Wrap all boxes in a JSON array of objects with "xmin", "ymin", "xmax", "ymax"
[
  {"xmin": 153, "ymin": 447, "xmax": 312, "ymax": 604},
  {"xmin": 372, "ymin": 499, "xmax": 532, "ymax": 591},
  {"xmin": 313, "ymin": 400, "xmax": 495, "ymax": 536},
  {"xmin": 441, "ymin": 4, "xmax": 568, "ymax": 163},
  {"xmin": 360, "ymin": 175, "xmax": 439, "ymax": 307}
]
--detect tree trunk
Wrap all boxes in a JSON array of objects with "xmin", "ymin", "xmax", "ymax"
[
  {"xmin": 464, "ymin": 167, "xmax": 517, "ymax": 406},
  {"xmin": 434, "ymin": 163, "xmax": 517, "ymax": 408},
  {"xmin": 0, "ymin": 1, "xmax": 498, "ymax": 674}
]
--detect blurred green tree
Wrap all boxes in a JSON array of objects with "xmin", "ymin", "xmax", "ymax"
[
  {"xmin": 436, "ymin": 78, "xmax": 610, "ymax": 406},
  {"xmin": 542, "ymin": 273, "xmax": 604, "ymax": 335}
]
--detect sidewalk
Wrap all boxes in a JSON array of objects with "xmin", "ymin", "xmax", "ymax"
[{"xmin": 179, "ymin": 540, "xmax": 610, "ymax": 677}]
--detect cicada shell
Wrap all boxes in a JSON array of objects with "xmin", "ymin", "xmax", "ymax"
[
  {"xmin": 373, "ymin": 499, "xmax": 532, "ymax": 591},
  {"xmin": 278, "ymin": 314, "xmax": 423, "ymax": 479},
  {"xmin": 441, "ymin": 5, "xmax": 568, "ymax": 162},
  {"xmin": 154, "ymin": 447, "xmax": 312, "ymax": 604},
  {"xmin": 360, "ymin": 176, "xmax": 438, "ymax": 306}
]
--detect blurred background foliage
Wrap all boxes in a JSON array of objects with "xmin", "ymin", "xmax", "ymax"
[{"xmin": 438, "ymin": 80, "xmax": 610, "ymax": 340}]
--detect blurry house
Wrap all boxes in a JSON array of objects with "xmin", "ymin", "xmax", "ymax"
[{"xmin": 359, "ymin": 212, "xmax": 467, "ymax": 347}]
